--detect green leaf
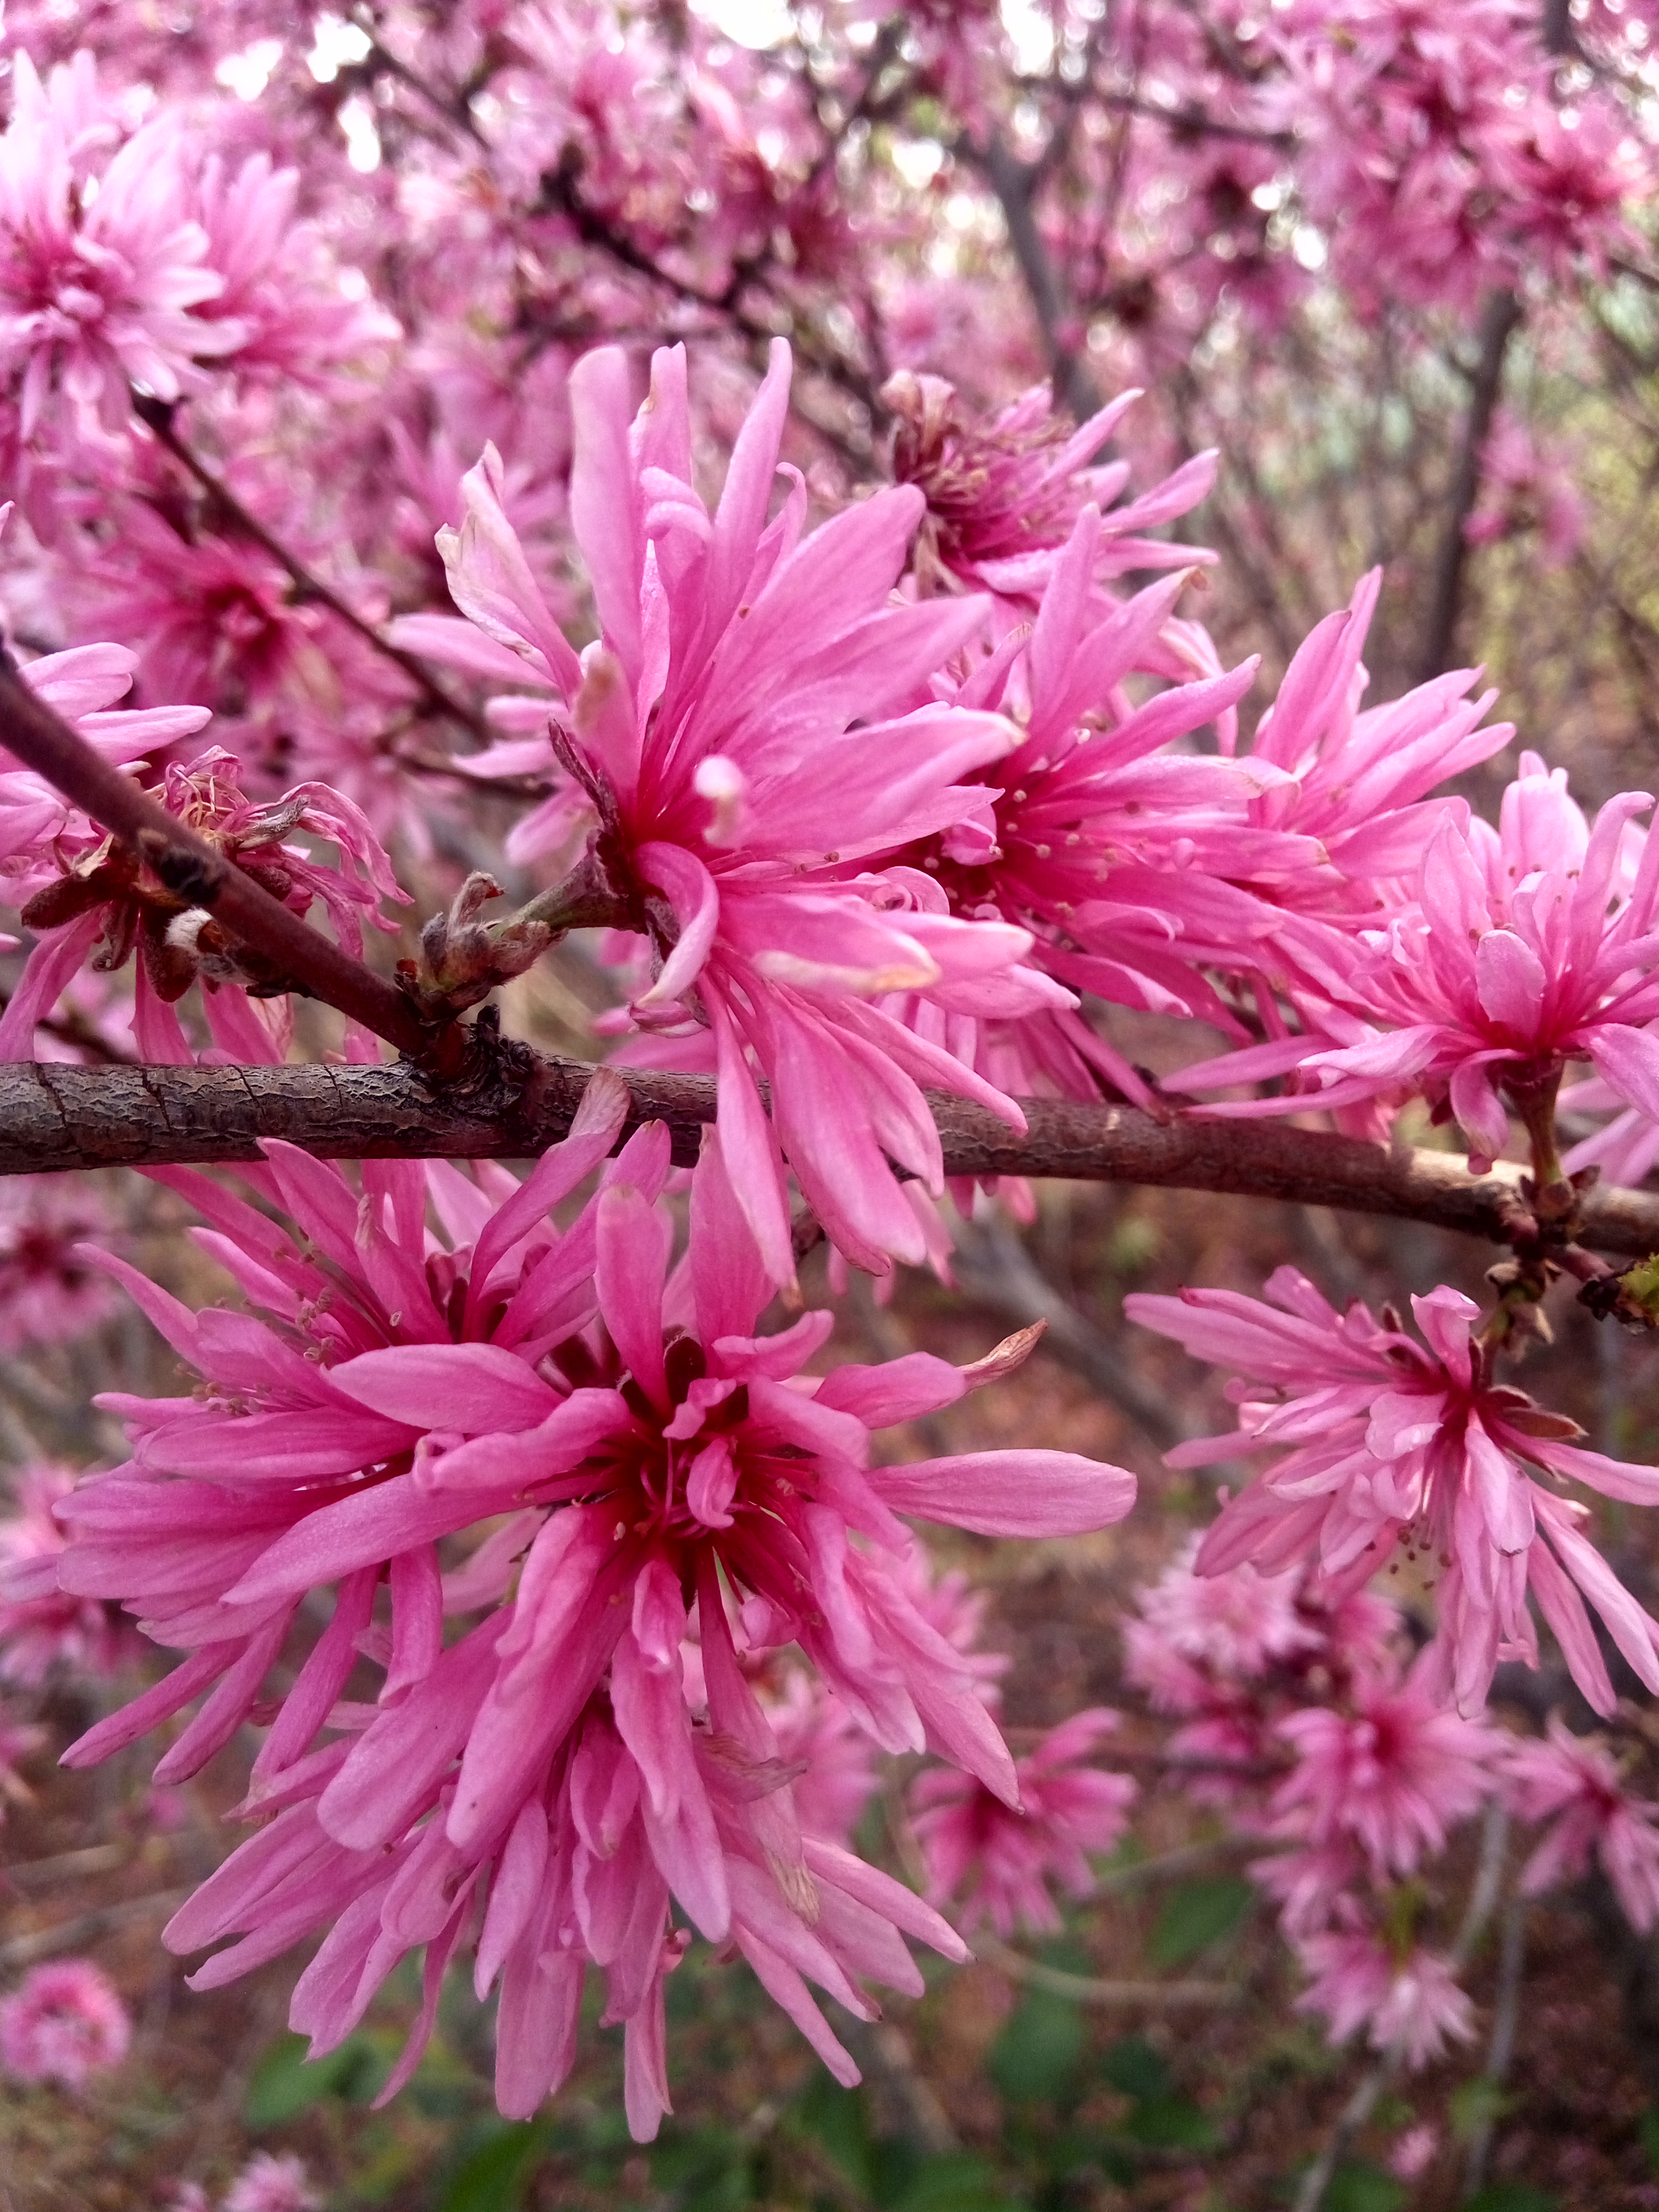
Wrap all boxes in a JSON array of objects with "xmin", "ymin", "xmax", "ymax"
[
  {"xmin": 1100, "ymin": 2035, "xmax": 1169, "ymax": 2101},
  {"xmin": 1643, "ymin": 2108, "xmax": 1659, "ymax": 2174},
  {"xmin": 1122, "ymin": 2094, "xmax": 1221, "ymax": 2152},
  {"xmin": 438, "ymin": 2122, "xmax": 548, "ymax": 2212},
  {"xmin": 793, "ymin": 2075, "xmax": 872, "ymax": 2193},
  {"xmin": 988, "ymin": 1989, "xmax": 1087, "ymax": 2104},
  {"xmin": 887, "ymin": 2152, "xmax": 1019, "ymax": 2212},
  {"xmin": 244, "ymin": 2031, "xmax": 386, "ymax": 2127},
  {"xmin": 1450, "ymin": 2076, "xmax": 1515, "ymax": 2140},
  {"xmin": 1463, "ymin": 2189, "xmax": 1556, "ymax": 2212},
  {"xmin": 1323, "ymin": 2163, "xmax": 1407, "ymax": 2212},
  {"xmin": 1149, "ymin": 1878, "xmax": 1254, "ymax": 1968}
]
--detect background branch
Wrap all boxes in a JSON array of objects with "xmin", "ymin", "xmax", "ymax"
[{"xmin": 1418, "ymin": 288, "xmax": 1523, "ymax": 681}]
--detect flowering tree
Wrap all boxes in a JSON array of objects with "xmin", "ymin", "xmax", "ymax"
[{"xmin": 4, "ymin": 3, "xmax": 1659, "ymax": 2203}]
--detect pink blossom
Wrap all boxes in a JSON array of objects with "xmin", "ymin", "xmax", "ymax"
[
  {"xmin": 0, "ymin": 625, "xmax": 211, "ymax": 907},
  {"xmin": 1387, "ymin": 2123, "xmax": 1439, "ymax": 2181},
  {"xmin": 0, "ymin": 1174, "xmax": 119, "ymax": 1350},
  {"xmin": 221, "ymin": 2152, "xmax": 319, "ymax": 2212},
  {"xmin": 1127, "ymin": 1267, "xmax": 1659, "ymax": 1716},
  {"xmin": 909, "ymin": 1708, "xmax": 1136, "ymax": 1936},
  {"xmin": 1504, "ymin": 1715, "xmax": 1659, "ymax": 1931},
  {"xmin": 0, "ymin": 1958, "xmax": 131, "ymax": 2089},
  {"xmin": 190, "ymin": 151, "xmax": 393, "ymax": 384},
  {"xmin": 760, "ymin": 1667, "xmax": 881, "ymax": 1846},
  {"xmin": 884, "ymin": 370, "xmax": 1218, "ymax": 606},
  {"xmin": 1272, "ymin": 1667, "xmax": 1502, "ymax": 1878},
  {"xmin": 2, "ymin": 746, "xmax": 407, "ymax": 1062},
  {"xmin": 0, "ymin": 52, "xmax": 242, "ymax": 441},
  {"xmin": 1464, "ymin": 412, "xmax": 1587, "ymax": 568},
  {"xmin": 1293, "ymin": 1931, "xmax": 1475, "ymax": 2069},
  {"xmin": 1229, "ymin": 567, "xmax": 1511, "ymax": 923},
  {"xmin": 1175, "ymin": 755, "xmax": 1659, "ymax": 1171},
  {"xmin": 426, "ymin": 338, "xmax": 1065, "ymax": 1281},
  {"xmin": 1125, "ymin": 1542, "xmax": 1322, "ymax": 1699},
  {"xmin": 0, "ymin": 1462, "xmax": 140, "ymax": 1686},
  {"xmin": 54, "ymin": 1092, "xmax": 1134, "ymax": 2127},
  {"xmin": 881, "ymin": 508, "xmax": 1303, "ymax": 1116}
]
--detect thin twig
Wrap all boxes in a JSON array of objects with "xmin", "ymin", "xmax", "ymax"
[
  {"xmin": 962, "ymin": 131, "xmax": 1101, "ymax": 422},
  {"xmin": 973, "ymin": 1931, "xmax": 1239, "ymax": 2008},
  {"xmin": 1418, "ymin": 290, "xmax": 1523, "ymax": 681},
  {"xmin": 0, "ymin": 1887, "xmax": 190, "ymax": 1967},
  {"xmin": 1461, "ymin": 1896, "xmax": 1526, "ymax": 2200},
  {"xmin": 3, "ymin": 1842, "xmax": 132, "ymax": 1891},
  {"xmin": 950, "ymin": 1214, "xmax": 1190, "ymax": 1454}
]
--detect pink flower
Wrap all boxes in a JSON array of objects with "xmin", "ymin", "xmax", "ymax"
[
  {"xmin": 1464, "ymin": 412, "xmax": 1587, "ymax": 568},
  {"xmin": 0, "ymin": 52, "xmax": 241, "ymax": 441},
  {"xmin": 72, "ymin": 495, "xmax": 370, "ymax": 734},
  {"xmin": 0, "ymin": 1175, "xmax": 119, "ymax": 1350},
  {"xmin": 1126, "ymin": 1267, "xmax": 1659, "ymax": 1716},
  {"xmin": 909, "ymin": 1708, "xmax": 1136, "ymax": 1936},
  {"xmin": 428, "ymin": 338, "xmax": 1064, "ymax": 1281},
  {"xmin": 0, "ymin": 1462, "xmax": 140, "ymax": 1686},
  {"xmin": 1293, "ymin": 1931, "xmax": 1474, "ymax": 2069},
  {"xmin": 1504, "ymin": 1715, "xmax": 1659, "ymax": 1931},
  {"xmin": 1230, "ymin": 568, "xmax": 1511, "ymax": 923},
  {"xmin": 1125, "ymin": 1543, "xmax": 1322, "ymax": 1701},
  {"xmin": 2, "ymin": 746, "xmax": 407, "ymax": 1062},
  {"xmin": 1175, "ymin": 756, "xmax": 1659, "ymax": 1169},
  {"xmin": 760, "ymin": 1667, "xmax": 881, "ymax": 1846},
  {"xmin": 1387, "ymin": 2123, "xmax": 1439, "ymax": 2181},
  {"xmin": 881, "ymin": 507, "xmax": 1300, "ymax": 1117},
  {"xmin": 0, "ymin": 626, "xmax": 211, "ymax": 908},
  {"xmin": 1272, "ymin": 1667, "xmax": 1502, "ymax": 1878},
  {"xmin": 54, "ymin": 1090, "xmax": 1134, "ymax": 2130},
  {"xmin": 190, "ymin": 151, "xmax": 393, "ymax": 385},
  {"xmin": 221, "ymin": 2152, "xmax": 319, "ymax": 2212},
  {"xmin": 884, "ymin": 370, "xmax": 1217, "ymax": 606},
  {"xmin": 0, "ymin": 1958, "xmax": 131, "ymax": 2089}
]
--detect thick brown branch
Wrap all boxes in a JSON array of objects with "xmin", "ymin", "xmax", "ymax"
[
  {"xmin": 4, "ymin": 1054, "xmax": 1659, "ymax": 1258},
  {"xmin": 0, "ymin": 658, "xmax": 433, "ymax": 1059}
]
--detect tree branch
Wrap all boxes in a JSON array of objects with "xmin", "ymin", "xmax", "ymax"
[
  {"xmin": 963, "ymin": 130, "xmax": 1102, "ymax": 423},
  {"xmin": 3, "ymin": 1053, "xmax": 1659, "ymax": 1258},
  {"xmin": 1418, "ymin": 288, "xmax": 1523, "ymax": 682},
  {"xmin": 0, "ymin": 656, "xmax": 435, "ymax": 1060}
]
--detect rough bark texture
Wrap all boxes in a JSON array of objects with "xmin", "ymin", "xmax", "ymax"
[{"xmin": 5, "ymin": 1054, "xmax": 1658, "ymax": 1257}]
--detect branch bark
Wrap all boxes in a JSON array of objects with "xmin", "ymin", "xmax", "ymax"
[
  {"xmin": 967, "ymin": 130, "xmax": 1102, "ymax": 422},
  {"xmin": 4, "ymin": 1054, "xmax": 1659, "ymax": 1258}
]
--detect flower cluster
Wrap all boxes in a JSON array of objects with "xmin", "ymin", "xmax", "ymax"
[
  {"xmin": 2, "ymin": 0, "xmax": 1659, "ymax": 2166},
  {"xmin": 0, "ymin": 1958, "xmax": 130, "ymax": 2091},
  {"xmin": 1127, "ymin": 1270, "xmax": 1659, "ymax": 1717},
  {"xmin": 52, "ymin": 1078, "xmax": 1134, "ymax": 2134}
]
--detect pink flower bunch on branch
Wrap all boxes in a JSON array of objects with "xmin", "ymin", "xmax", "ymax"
[{"xmin": 52, "ymin": 1075, "xmax": 1135, "ymax": 2134}]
